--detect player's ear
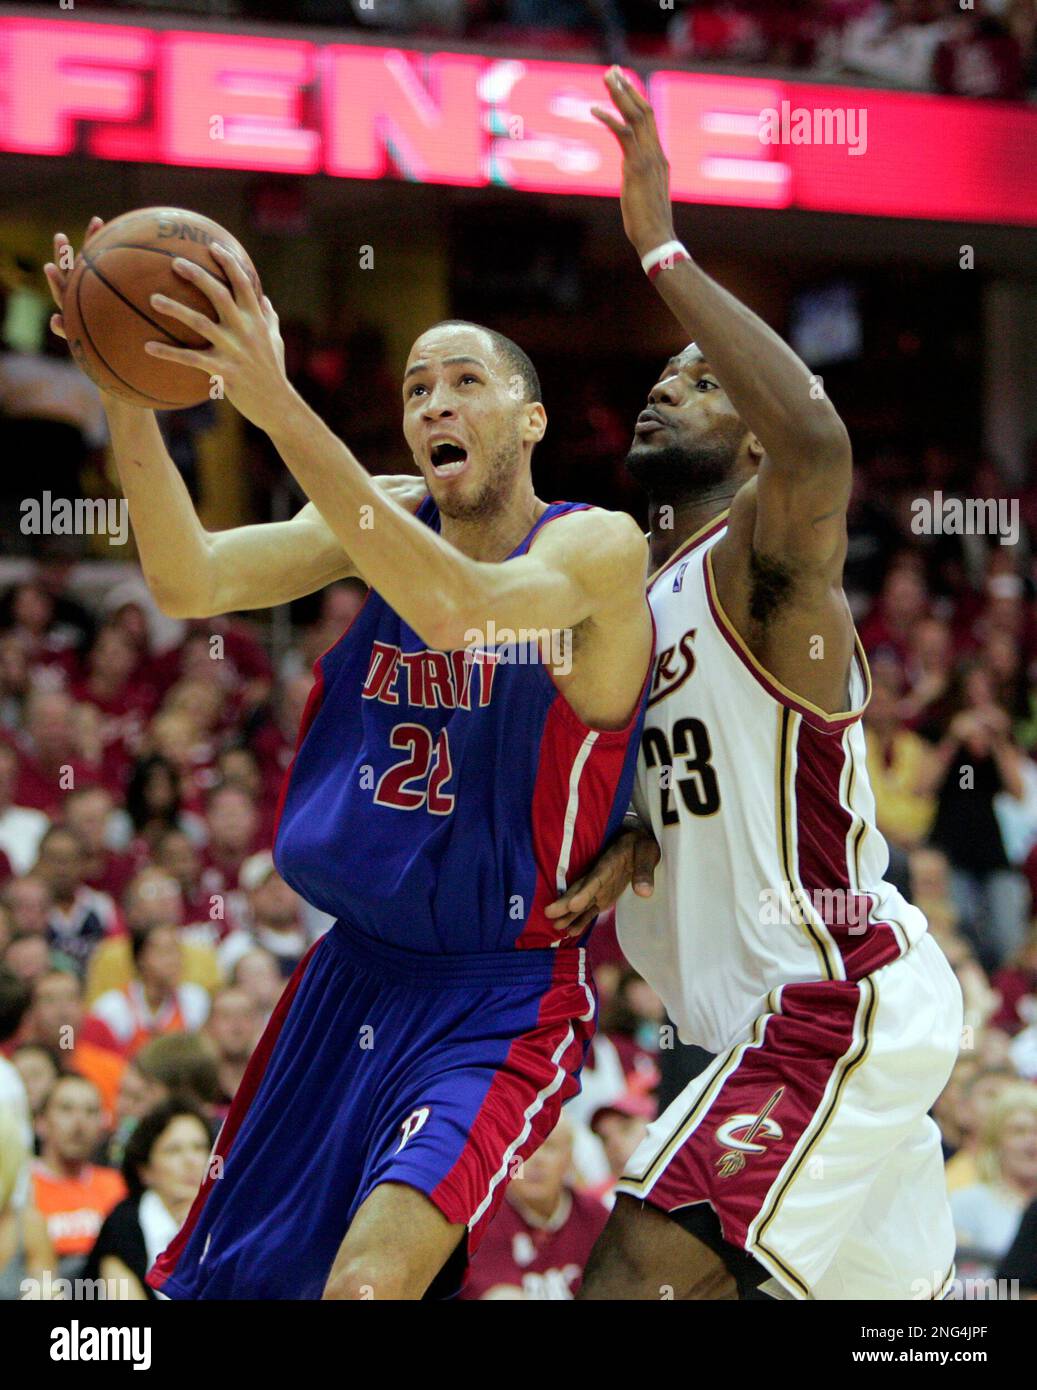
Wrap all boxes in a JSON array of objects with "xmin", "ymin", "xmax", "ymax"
[
  {"xmin": 523, "ymin": 402, "xmax": 547, "ymax": 445},
  {"xmin": 746, "ymin": 432, "xmax": 765, "ymax": 467}
]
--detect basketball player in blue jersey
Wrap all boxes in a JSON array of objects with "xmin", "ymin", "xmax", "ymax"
[
  {"xmin": 549, "ymin": 71, "xmax": 962, "ymax": 1301},
  {"xmin": 44, "ymin": 230, "xmax": 654, "ymax": 1299}
]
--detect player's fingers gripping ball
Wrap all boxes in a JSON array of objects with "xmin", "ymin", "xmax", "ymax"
[{"xmin": 60, "ymin": 206, "xmax": 261, "ymax": 409}]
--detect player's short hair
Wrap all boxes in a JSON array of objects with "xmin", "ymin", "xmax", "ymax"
[{"xmin": 429, "ymin": 319, "xmax": 541, "ymax": 405}]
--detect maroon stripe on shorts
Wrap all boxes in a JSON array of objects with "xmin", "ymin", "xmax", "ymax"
[
  {"xmin": 794, "ymin": 719, "xmax": 905, "ymax": 981},
  {"xmin": 644, "ymin": 979, "xmax": 863, "ymax": 1267}
]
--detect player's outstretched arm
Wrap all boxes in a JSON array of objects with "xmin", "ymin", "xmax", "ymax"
[
  {"xmin": 593, "ymin": 68, "xmax": 851, "ymax": 575},
  {"xmin": 142, "ymin": 243, "xmax": 649, "ymax": 648},
  {"xmin": 101, "ymin": 401, "xmax": 423, "ymax": 618},
  {"xmin": 46, "ymin": 225, "xmax": 425, "ymax": 618}
]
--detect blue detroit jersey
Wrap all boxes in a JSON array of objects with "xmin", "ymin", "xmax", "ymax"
[{"xmin": 273, "ymin": 498, "xmax": 648, "ymax": 954}]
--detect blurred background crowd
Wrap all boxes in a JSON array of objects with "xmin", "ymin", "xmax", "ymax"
[
  {"xmin": 15, "ymin": 0, "xmax": 1037, "ymax": 102},
  {"xmin": 1, "ymin": 0, "xmax": 1036, "ymax": 1301}
]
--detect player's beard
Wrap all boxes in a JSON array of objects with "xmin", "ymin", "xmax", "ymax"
[
  {"xmin": 435, "ymin": 433, "xmax": 523, "ymax": 521},
  {"xmin": 625, "ymin": 425, "xmax": 743, "ymax": 505}
]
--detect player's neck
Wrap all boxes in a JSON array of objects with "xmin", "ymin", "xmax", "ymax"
[
  {"xmin": 437, "ymin": 486, "xmax": 549, "ymax": 563},
  {"xmin": 647, "ymin": 490, "xmax": 734, "ymax": 571}
]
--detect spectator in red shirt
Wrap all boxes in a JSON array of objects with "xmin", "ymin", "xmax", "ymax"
[
  {"xmin": 198, "ymin": 784, "xmax": 261, "ymax": 934},
  {"xmin": 150, "ymin": 618, "xmax": 272, "ymax": 722},
  {"xmin": 163, "ymin": 678, "xmax": 226, "ymax": 766},
  {"xmin": 899, "ymin": 615, "xmax": 956, "ymax": 738},
  {"xmin": 598, "ymin": 969, "xmax": 664, "ymax": 1095},
  {"xmin": 70, "ymin": 624, "xmax": 158, "ymax": 782},
  {"xmin": 991, "ymin": 927, "xmax": 1037, "ymax": 1035},
  {"xmin": 215, "ymin": 747, "xmax": 277, "ymax": 847},
  {"xmin": 62, "ymin": 786, "xmax": 137, "ymax": 905},
  {"xmin": 0, "ymin": 740, "xmax": 48, "ymax": 878},
  {"xmin": 858, "ymin": 559, "xmax": 930, "ymax": 674},
  {"xmin": 12, "ymin": 690, "xmax": 106, "ymax": 816},
  {"xmin": 142, "ymin": 709, "xmax": 212, "ymax": 819},
  {"xmin": 153, "ymin": 827, "xmax": 212, "ymax": 927},
  {"xmin": 0, "ymin": 582, "xmax": 79, "ymax": 687},
  {"xmin": 462, "ymin": 1118, "xmax": 608, "ymax": 1300}
]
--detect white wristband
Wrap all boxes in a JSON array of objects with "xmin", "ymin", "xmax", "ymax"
[{"xmin": 640, "ymin": 239, "xmax": 690, "ymax": 278}]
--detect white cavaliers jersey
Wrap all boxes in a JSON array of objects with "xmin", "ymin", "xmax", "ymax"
[{"xmin": 618, "ymin": 515, "xmax": 928, "ymax": 1054}]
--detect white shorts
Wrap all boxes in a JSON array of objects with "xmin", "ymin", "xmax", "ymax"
[{"xmin": 616, "ymin": 934, "xmax": 963, "ymax": 1300}]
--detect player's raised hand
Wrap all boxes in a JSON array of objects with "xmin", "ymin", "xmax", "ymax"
[
  {"xmin": 144, "ymin": 240, "xmax": 289, "ymax": 434},
  {"xmin": 592, "ymin": 67, "xmax": 676, "ymax": 259},
  {"xmin": 44, "ymin": 217, "xmax": 105, "ymax": 344},
  {"xmin": 545, "ymin": 827, "xmax": 660, "ymax": 939}
]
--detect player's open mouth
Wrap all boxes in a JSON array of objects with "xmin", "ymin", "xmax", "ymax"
[{"xmin": 430, "ymin": 442, "xmax": 469, "ymax": 478}]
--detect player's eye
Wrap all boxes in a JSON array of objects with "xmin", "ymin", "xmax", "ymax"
[
  {"xmin": 407, "ymin": 382, "xmax": 427, "ymax": 398},
  {"xmin": 458, "ymin": 373, "xmax": 480, "ymax": 386},
  {"xmin": 695, "ymin": 378, "xmax": 718, "ymax": 391}
]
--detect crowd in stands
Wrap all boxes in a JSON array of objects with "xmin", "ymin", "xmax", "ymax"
[{"xmin": 46, "ymin": 0, "xmax": 1037, "ymax": 101}]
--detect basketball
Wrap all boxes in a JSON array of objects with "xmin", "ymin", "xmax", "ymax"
[{"xmin": 61, "ymin": 207, "xmax": 261, "ymax": 410}]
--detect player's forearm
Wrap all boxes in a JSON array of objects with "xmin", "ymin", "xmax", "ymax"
[
  {"xmin": 267, "ymin": 388, "xmax": 479, "ymax": 647},
  {"xmin": 104, "ymin": 398, "xmax": 219, "ymax": 617},
  {"xmin": 650, "ymin": 257, "xmax": 850, "ymax": 473}
]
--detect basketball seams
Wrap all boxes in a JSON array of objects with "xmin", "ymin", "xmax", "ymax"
[
  {"xmin": 72, "ymin": 262, "xmax": 187, "ymax": 410},
  {"xmin": 81, "ymin": 248, "xmax": 211, "ymax": 350},
  {"xmin": 66, "ymin": 209, "xmax": 259, "ymax": 410}
]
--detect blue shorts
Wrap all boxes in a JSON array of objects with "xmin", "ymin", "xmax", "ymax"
[{"xmin": 148, "ymin": 919, "xmax": 595, "ymax": 1300}]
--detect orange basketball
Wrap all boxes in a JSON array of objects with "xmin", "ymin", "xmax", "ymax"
[{"xmin": 61, "ymin": 207, "xmax": 262, "ymax": 410}]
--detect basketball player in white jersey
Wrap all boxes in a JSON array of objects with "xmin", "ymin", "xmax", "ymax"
[{"xmin": 547, "ymin": 70, "xmax": 963, "ymax": 1300}]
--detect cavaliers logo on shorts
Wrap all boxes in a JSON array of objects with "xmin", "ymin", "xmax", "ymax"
[{"xmin": 714, "ymin": 1087, "xmax": 785, "ymax": 1178}]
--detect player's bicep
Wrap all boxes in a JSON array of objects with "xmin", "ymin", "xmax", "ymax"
[
  {"xmin": 207, "ymin": 503, "xmax": 355, "ymax": 614},
  {"xmin": 204, "ymin": 475, "xmax": 425, "ymax": 615},
  {"xmin": 753, "ymin": 448, "xmax": 851, "ymax": 577}
]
